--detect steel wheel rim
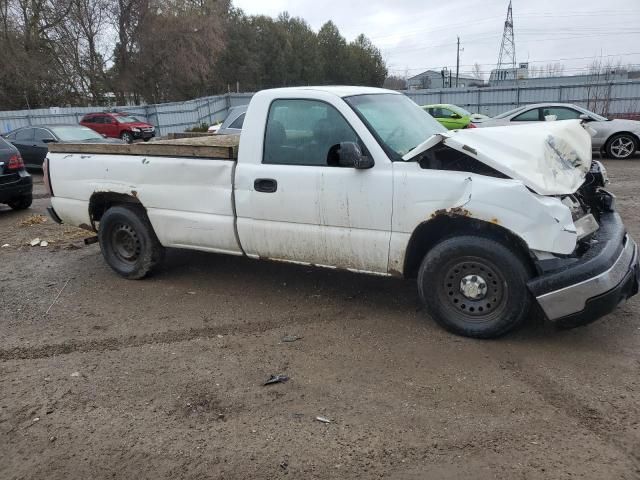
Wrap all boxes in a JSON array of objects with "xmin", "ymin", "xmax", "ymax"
[
  {"xmin": 610, "ymin": 136, "xmax": 635, "ymax": 159},
  {"xmin": 111, "ymin": 223, "xmax": 141, "ymax": 263},
  {"xmin": 439, "ymin": 256, "xmax": 507, "ymax": 321}
]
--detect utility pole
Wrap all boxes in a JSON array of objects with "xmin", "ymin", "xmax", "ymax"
[{"xmin": 456, "ymin": 36, "xmax": 460, "ymax": 88}]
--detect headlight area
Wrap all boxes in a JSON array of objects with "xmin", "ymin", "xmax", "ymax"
[{"xmin": 532, "ymin": 160, "xmax": 618, "ymax": 274}]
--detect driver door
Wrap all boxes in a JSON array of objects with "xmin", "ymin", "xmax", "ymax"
[{"xmin": 235, "ymin": 99, "xmax": 393, "ymax": 274}]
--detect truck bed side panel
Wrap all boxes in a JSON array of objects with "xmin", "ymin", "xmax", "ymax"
[{"xmin": 49, "ymin": 153, "xmax": 242, "ymax": 255}]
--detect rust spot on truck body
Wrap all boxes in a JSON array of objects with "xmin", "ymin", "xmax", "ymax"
[{"xmin": 430, "ymin": 207, "xmax": 472, "ymax": 219}]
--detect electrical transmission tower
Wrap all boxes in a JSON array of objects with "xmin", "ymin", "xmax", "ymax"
[{"xmin": 495, "ymin": 0, "xmax": 516, "ymax": 82}]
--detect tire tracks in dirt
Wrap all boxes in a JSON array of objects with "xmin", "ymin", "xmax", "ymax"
[
  {"xmin": 497, "ymin": 356, "xmax": 640, "ymax": 469},
  {"xmin": 0, "ymin": 311, "xmax": 341, "ymax": 361}
]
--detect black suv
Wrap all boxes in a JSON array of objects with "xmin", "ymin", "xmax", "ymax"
[{"xmin": 0, "ymin": 137, "xmax": 32, "ymax": 210}]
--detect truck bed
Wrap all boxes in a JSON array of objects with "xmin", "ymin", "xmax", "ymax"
[{"xmin": 48, "ymin": 134, "xmax": 240, "ymax": 160}]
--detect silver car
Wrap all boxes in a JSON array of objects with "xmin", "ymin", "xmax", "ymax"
[
  {"xmin": 477, "ymin": 103, "xmax": 640, "ymax": 159},
  {"xmin": 208, "ymin": 106, "xmax": 247, "ymax": 135}
]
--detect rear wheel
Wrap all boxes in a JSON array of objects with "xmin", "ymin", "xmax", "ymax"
[
  {"xmin": 8, "ymin": 195, "xmax": 32, "ymax": 210},
  {"xmin": 417, "ymin": 236, "xmax": 532, "ymax": 338},
  {"xmin": 121, "ymin": 131, "xmax": 134, "ymax": 144},
  {"xmin": 98, "ymin": 205, "xmax": 164, "ymax": 279},
  {"xmin": 606, "ymin": 133, "xmax": 637, "ymax": 159}
]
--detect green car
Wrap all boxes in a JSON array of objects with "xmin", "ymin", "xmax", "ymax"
[{"xmin": 422, "ymin": 104, "xmax": 482, "ymax": 130}]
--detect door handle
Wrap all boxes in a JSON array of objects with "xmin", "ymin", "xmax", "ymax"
[{"xmin": 254, "ymin": 178, "xmax": 277, "ymax": 193}]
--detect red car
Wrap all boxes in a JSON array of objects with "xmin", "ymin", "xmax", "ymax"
[{"xmin": 80, "ymin": 112, "xmax": 155, "ymax": 144}]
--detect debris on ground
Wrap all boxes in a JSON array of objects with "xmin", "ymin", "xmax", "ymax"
[
  {"xmin": 40, "ymin": 241, "xmax": 48, "ymax": 247},
  {"xmin": 281, "ymin": 334, "xmax": 302, "ymax": 343},
  {"xmin": 70, "ymin": 372, "xmax": 80, "ymax": 377},
  {"xmin": 263, "ymin": 374, "xmax": 289, "ymax": 385},
  {"xmin": 20, "ymin": 214, "xmax": 47, "ymax": 227},
  {"xmin": 1, "ymin": 243, "xmax": 9, "ymax": 248},
  {"xmin": 29, "ymin": 238, "xmax": 41, "ymax": 246},
  {"xmin": 315, "ymin": 416, "xmax": 331, "ymax": 424}
]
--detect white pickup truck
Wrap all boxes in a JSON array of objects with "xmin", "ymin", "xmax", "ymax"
[{"xmin": 45, "ymin": 86, "xmax": 639, "ymax": 338}]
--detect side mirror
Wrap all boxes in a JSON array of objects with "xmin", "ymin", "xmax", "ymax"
[
  {"xmin": 579, "ymin": 114, "xmax": 593, "ymax": 122},
  {"xmin": 544, "ymin": 114, "xmax": 557, "ymax": 122},
  {"xmin": 450, "ymin": 113, "xmax": 462, "ymax": 119},
  {"xmin": 42, "ymin": 138, "xmax": 57, "ymax": 144},
  {"xmin": 337, "ymin": 142, "xmax": 374, "ymax": 169},
  {"xmin": 102, "ymin": 134, "xmax": 108, "ymax": 138}
]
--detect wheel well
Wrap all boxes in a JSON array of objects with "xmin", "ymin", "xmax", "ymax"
[
  {"xmin": 89, "ymin": 192, "xmax": 142, "ymax": 228},
  {"xmin": 402, "ymin": 215, "xmax": 535, "ymax": 278},
  {"xmin": 605, "ymin": 131, "xmax": 639, "ymax": 149}
]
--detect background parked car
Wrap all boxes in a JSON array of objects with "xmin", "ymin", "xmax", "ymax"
[
  {"xmin": 0, "ymin": 137, "xmax": 32, "ymax": 210},
  {"xmin": 80, "ymin": 112, "xmax": 155, "ymax": 144},
  {"xmin": 212, "ymin": 105, "xmax": 247, "ymax": 135},
  {"xmin": 3, "ymin": 124, "xmax": 122, "ymax": 168},
  {"xmin": 421, "ymin": 104, "xmax": 487, "ymax": 130},
  {"xmin": 476, "ymin": 102, "xmax": 640, "ymax": 159}
]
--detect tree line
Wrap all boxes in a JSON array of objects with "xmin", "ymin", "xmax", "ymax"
[{"xmin": 0, "ymin": 0, "xmax": 387, "ymax": 110}]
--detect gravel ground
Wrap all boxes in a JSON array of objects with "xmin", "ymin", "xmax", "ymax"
[{"xmin": 1, "ymin": 163, "xmax": 639, "ymax": 479}]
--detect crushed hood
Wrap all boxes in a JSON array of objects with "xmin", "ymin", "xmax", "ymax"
[{"xmin": 404, "ymin": 120, "xmax": 592, "ymax": 196}]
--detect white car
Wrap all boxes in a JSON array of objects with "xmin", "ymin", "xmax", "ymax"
[
  {"xmin": 44, "ymin": 87, "xmax": 639, "ymax": 339},
  {"xmin": 477, "ymin": 103, "xmax": 640, "ymax": 159}
]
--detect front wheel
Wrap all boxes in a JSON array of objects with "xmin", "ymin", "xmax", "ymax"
[
  {"xmin": 121, "ymin": 131, "xmax": 134, "ymax": 144},
  {"xmin": 417, "ymin": 236, "xmax": 532, "ymax": 339},
  {"xmin": 606, "ymin": 133, "xmax": 637, "ymax": 159},
  {"xmin": 98, "ymin": 205, "xmax": 164, "ymax": 279}
]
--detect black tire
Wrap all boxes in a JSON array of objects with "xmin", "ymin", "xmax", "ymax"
[
  {"xmin": 7, "ymin": 195, "xmax": 32, "ymax": 210},
  {"xmin": 606, "ymin": 133, "xmax": 637, "ymax": 159},
  {"xmin": 121, "ymin": 131, "xmax": 133, "ymax": 144},
  {"xmin": 98, "ymin": 205, "xmax": 164, "ymax": 279},
  {"xmin": 417, "ymin": 236, "xmax": 532, "ymax": 339}
]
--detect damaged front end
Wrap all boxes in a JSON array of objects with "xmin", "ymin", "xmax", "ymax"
[
  {"xmin": 404, "ymin": 120, "xmax": 639, "ymax": 328},
  {"xmin": 528, "ymin": 160, "xmax": 639, "ymax": 327}
]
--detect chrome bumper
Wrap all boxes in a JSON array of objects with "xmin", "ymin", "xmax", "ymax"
[{"xmin": 536, "ymin": 235, "xmax": 638, "ymax": 321}]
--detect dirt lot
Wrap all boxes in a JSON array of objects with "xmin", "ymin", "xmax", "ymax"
[{"xmin": 1, "ymin": 162, "xmax": 639, "ymax": 480}]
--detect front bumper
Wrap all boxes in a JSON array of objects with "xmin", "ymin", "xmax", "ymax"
[
  {"xmin": 529, "ymin": 211, "xmax": 639, "ymax": 327},
  {"xmin": 132, "ymin": 130, "xmax": 155, "ymax": 140}
]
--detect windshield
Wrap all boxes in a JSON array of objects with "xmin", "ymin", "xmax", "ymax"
[
  {"xmin": 115, "ymin": 115, "xmax": 140, "ymax": 124},
  {"xmin": 574, "ymin": 106, "xmax": 608, "ymax": 121},
  {"xmin": 493, "ymin": 106, "xmax": 526, "ymax": 119},
  {"xmin": 448, "ymin": 105, "xmax": 472, "ymax": 116},
  {"xmin": 50, "ymin": 126, "xmax": 104, "ymax": 141},
  {"xmin": 345, "ymin": 94, "xmax": 447, "ymax": 158}
]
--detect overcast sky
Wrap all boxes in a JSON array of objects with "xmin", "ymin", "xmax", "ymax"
[{"xmin": 233, "ymin": 0, "xmax": 640, "ymax": 79}]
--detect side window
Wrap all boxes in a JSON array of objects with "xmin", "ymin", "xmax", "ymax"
[
  {"xmin": 432, "ymin": 108, "xmax": 444, "ymax": 118},
  {"xmin": 82, "ymin": 116, "xmax": 94, "ymax": 123},
  {"xmin": 512, "ymin": 108, "xmax": 540, "ymax": 121},
  {"xmin": 263, "ymin": 99, "xmax": 359, "ymax": 166},
  {"xmin": 441, "ymin": 108, "xmax": 454, "ymax": 118},
  {"xmin": 229, "ymin": 113, "xmax": 245, "ymax": 129},
  {"xmin": 15, "ymin": 128, "xmax": 34, "ymax": 141},
  {"xmin": 542, "ymin": 107, "xmax": 581, "ymax": 120},
  {"xmin": 34, "ymin": 128, "xmax": 54, "ymax": 142},
  {"xmin": 5, "ymin": 131, "xmax": 16, "ymax": 140}
]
